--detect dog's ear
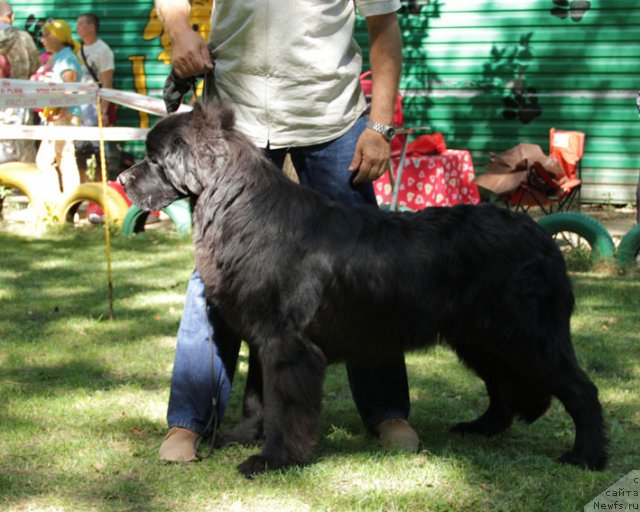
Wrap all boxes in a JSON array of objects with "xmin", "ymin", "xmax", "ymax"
[
  {"xmin": 175, "ymin": 105, "xmax": 230, "ymax": 192},
  {"xmin": 162, "ymin": 136, "xmax": 205, "ymax": 196},
  {"xmin": 191, "ymin": 102, "xmax": 236, "ymax": 133}
]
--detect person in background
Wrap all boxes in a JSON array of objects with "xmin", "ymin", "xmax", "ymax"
[
  {"xmin": 0, "ymin": 0, "xmax": 41, "ymax": 162},
  {"xmin": 35, "ymin": 19, "xmax": 82, "ymax": 193},
  {"xmin": 0, "ymin": 2, "xmax": 39, "ymax": 79},
  {"xmin": 0, "ymin": 52, "xmax": 9, "ymax": 77},
  {"xmin": 155, "ymin": 0, "xmax": 419, "ymax": 463},
  {"xmin": 75, "ymin": 13, "xmax": 116, "ymax": 197},
  {"xmin": 76, "ymin": 13, "xmax": 115, "ymax": 127}
]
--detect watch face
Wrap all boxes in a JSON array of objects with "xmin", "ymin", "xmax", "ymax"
[{"xmin": 386, "ymin": 127, "xmax": 396, "ymax": 139}]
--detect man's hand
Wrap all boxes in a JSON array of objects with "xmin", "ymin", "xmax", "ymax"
[
  {"xmin": 156, "ymin": 0, "xmax": 213, "ymax": 78},
  {"xmin": 170, "ymin": 29, "xmax": 213, "ymax": 78},
  {"xmin": 349, "ymin": 129, "xmax": 391, "ymax": 185}
]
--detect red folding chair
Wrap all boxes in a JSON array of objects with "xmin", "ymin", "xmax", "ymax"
[
  {"xmin": 549, "ymin": 128, "xmax": 584, "ymax": 208},
  {"xmin": 507, "ymin": 129, "xmax": 584, "ymax": 214}
]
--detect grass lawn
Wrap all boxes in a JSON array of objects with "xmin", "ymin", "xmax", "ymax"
[{"xmin": 1, "ymin": 224, "xmax": 638, "ymax": 511}]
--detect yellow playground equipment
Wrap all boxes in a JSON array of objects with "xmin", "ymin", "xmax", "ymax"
[{"xmin": 0, "ymin": 161, "xmax": 130, "ymax": 226}]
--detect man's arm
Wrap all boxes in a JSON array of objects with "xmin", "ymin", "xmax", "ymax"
[
  {"xmin": 61, "ymin": 69, "xmax": 78, "ymax": 82},
  {"xmin": 99, "ymin": 68, "xmax": 115, "ymax": 122},
  {"xmin": 24, "ymin": 32, "xmax": 42, "ymax": 77},
  {"xmin": 156, "ymin": 0, "xmax": 213, "ymax": 77},
  {"xmin": 349, "ymin": 12, "xmax": 402, "ymax": 185},
  {"xmin": 99, "ymin": 69, "xmax": 114, "ymax": 89}
]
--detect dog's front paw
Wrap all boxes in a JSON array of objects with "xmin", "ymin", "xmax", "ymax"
[
  {"xmin": 237, "ymin": 452, "xmax": 298, "ymax": 478},
  {"xmin": 237, "ymin": 454, "xmax": 269, "ymax": 478}
]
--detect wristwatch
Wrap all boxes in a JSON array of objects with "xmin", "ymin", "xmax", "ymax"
[{"xmin": 365, "ymin": 119, "xmax": 396, "ymax": 142}]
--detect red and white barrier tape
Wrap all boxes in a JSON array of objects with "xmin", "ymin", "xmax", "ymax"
[
  {"xmin": 0, "ymin": 125, "xmax": 150, "ymax": 141},
  {"xmin": 0, "ymin": 79, "xmax": 192, "ymax": 140},
  {"xmin": 0, "ymin": 79, "xmax": 97, "ymax": 109},
  {"xmin": 0, "ymin": 79, "xmax": 191, "ymax": 115},
  {"xmin": 98, "ymin": 87, "xmax": 192, "ymax": 116}
]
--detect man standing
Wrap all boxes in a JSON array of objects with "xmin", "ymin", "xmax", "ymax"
[
  {"xmin": 75, "ymin": 13, "xmax": 116, "ymax": 195},
  {"xmin": 76, "ymin": 13, "xmax": 115, "ymax": 127},
  {"xmin": 155, "ymin": 0, "xmax": 420, "ymax": 463},
  {"xmin": 0, "ymin": 0, "xmax": 40, "ymax": 162}
]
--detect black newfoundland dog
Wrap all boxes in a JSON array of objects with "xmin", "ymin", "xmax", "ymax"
[{"xmin": 119, "ymin": 103, "xmax": 606, "ymax": 477}]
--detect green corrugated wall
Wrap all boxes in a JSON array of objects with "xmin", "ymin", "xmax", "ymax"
[
  {"xmin": 358, "ymin": 0, "xmax": 640, "ymax": 203},
  {"xmin": 7, "ymin": 0, "xmax": 639, "ymax": 204}
]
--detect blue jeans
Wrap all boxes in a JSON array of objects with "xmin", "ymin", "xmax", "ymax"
[{"xmin": 167, "ymin": 116, "xmax": 411, "ymax": 435}]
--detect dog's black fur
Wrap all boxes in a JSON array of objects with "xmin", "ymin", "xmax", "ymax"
[{"xmin": 119, "ymin": 103, "xmax": 607, "ymax": 477}]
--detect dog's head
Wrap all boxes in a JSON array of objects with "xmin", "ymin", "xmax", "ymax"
[{"xmin": 118, "ymin": 103, "xmax": 237, "ymax": 211}]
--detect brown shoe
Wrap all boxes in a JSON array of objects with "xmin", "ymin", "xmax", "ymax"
[
  {"xmin": 374, "ymin": 418, "xmax": 420, "ymax": 453},
  {"xmin": 159, "ymin": 427, "xmax": 201, "ymax": 462}
]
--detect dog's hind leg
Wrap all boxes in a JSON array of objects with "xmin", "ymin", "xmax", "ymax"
[
  {"xmin": 450, "ymin": 373, "xmax": 514, "ymax": 436},
  {"xmin": 550, "ymin": 361, "xmax": 607, "ymax": 470},
  {"xmin": 451, "ymin": 346, "xmax": 515, "ymax": 436},
  {"xmin": 237, "ymin": 337, "xmax": 327, "ymax": 478}
]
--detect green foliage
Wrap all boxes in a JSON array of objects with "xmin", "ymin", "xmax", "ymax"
[
  {"xmin": 483, "ymin": 32, "xmax": 535, "ymax": 91},
  {"xmin": 85, "ymin": 154, "xmax": 98, "ymax": 182},
  {"xmin": 564, "ymin": 246, "xmax": 594, "ymax": 272},
  {"xmin": 0, "ymin": 228, "xmax": 638, "ymax": 511}
]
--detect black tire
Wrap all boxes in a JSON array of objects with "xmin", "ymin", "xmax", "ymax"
[
  {"xmin": 616, "ymin": 224, "xmax": 640, "ymax": 266},
  {"xmin": 537, "ymin": 212, "xmax": 615, "ymax": 263}
]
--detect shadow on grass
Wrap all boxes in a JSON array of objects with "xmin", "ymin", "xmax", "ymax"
[
  {"xmin": 0, "ymin": 359, "xmax": 169, "ymax": 399},
  {"xmin": 0, "ymin": 464, "xmax": 171, "ymax": 512},
  {"xmin": 1, "ymin": 229, "xmax": 638, "ymax": 510},
  {"xmin": 1, "ymin": 229, "xmax": 192, "ymax": 342}
]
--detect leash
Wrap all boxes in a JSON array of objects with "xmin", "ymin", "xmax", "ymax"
[
  {"xmin": 199, "ymin": 65, "xmax": 221, "ymax": 449},
  {"xmin": 163, "ymin": 51, "xmax": 215, "ymax": 114},
  {"xmin": 203, "ymin": 65, "xmax": 215, "ymax": 101},
  {"xmin": 163, "ymin": 63, "xmax": 221, "ymax": 448}
]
